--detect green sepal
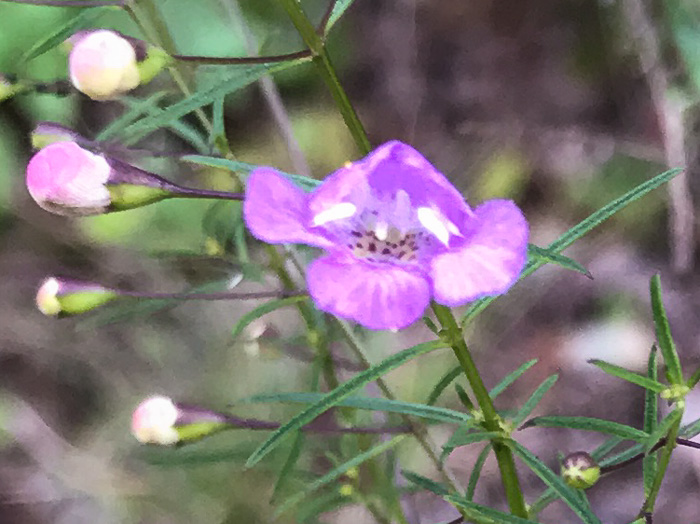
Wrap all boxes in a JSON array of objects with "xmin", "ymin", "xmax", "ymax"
[
  {"xmin": 137, "ymin": 46, "xmax": 172, "ymax": 85},
  {"xmin": 57, "ymin": 290, "xmax": 119, "ymax": 316},
  {"xmin": 107, "ymin": 184, "xmax": 172, "ymax": 210},
  {"xmin": 176, "ymin": 421, "xmax": 229, "ymax": 443}
]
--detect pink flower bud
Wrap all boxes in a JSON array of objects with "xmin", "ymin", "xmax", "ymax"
[
  {"xmin": 131, "ymin": 396, "xmax": 180, "ymax": 446},
  {"xmin": 69, "ymin": 30, "xmax": 140, "ymax": 100},
  {"xmin": 27, "ymin": 142, "xmax": 112, "ymax": 216}
]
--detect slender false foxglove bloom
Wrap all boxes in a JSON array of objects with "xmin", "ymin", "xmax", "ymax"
[
  {"xmin": 26, "ymin": 141, "xmax": 242, "ymax": 216},
  {"xmin": 36, "ymin": 277, "xmax": 118, "ymax": 317},
  {"xmin": 244, "ymin": 141, "xmax": 528, "ymax": 330}
]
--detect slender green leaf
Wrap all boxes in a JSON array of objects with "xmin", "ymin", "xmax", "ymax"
[
  {"xmin": 511, "ymin": 375, "xmax": 558, "ymax": 427},
  {"xmin": 231, "ymin": 296, "xmax": 309, "ymax": 338},
  {"xmin": 686, "ymin": 364, "xmax": 700, "ymax": 390},
  {"xmin": 588, "ymin": 359, "xmax": 666, "ymax": 392},
  {"xmin": 97, "ymin": 92, "xmax": 169, "ymax": 141},
  {"xmin": 21, "ymin": 7, "xmax": 104, "ymax": 63},
  {"xmin": 243, "ymin": 392, "xmax": 473, "ymax": 424},
  {"xmin": 680, "ymin": 416, "xmax": 700, "ymax": 438},
  {"xmin": 650, "ymin": 275, "xmax": 683, "ymax": 384},
  {"xmin": 426, "ymin": 365, "xmax": 461, "ymax": 405},
  {"xmin": 276, "ymin": 435, "xmax": 406, "ymax": 515},
  {"xmin": 522, "ymin": 416, "xmax": 648, "ymax": 442},
  {"xmin": 510, "ymin": 441, "xmax": 602, "ymax": 524},
  {"xmin": 645, "ymin": 409, "xmax": 682, "ymax": 453},
  {"xmin": 445, "ymin": 495, "xmax": 543, "ymax": 524},
  {"xmin": 122, "ymin": 59, "xmax": 309, "ymax": 143},
  {"xmin": 402, "ymin": 470, "xmax": 450, "ymax": 496},
  {"xmin": 441, "ymin": 430, "xmax": 500, "ymax": 461},
  {"xmin": 294, "ymin": 491, "xmax": 344, "ymax": 523},
  {"xmin": 527, "ymin": 244, "xmax": 592, "ymax": 278},
  {"xmin": 461, "ymin": 168, "xmax": 682, "ymax": 325},
  {"xmin": 271, "ymin": 431, "xmax": 305, "ymax": 503},
  {"xmin": 325, "ymin": 0, "xmax": 357, "ymax": 33},
  {"xmin": 466, "ymin": 444, "xmax": 492, "ymax": 501},
  {"xmin": 599, "ymin": 443, "xmax": 643, "ymax": 468},
  {"xmin": 489, "ymin": 359, "xmax": 538, "ymax": 399},
  {"xmin": 245, "ymin": 340, "xmax": 446, "ymax": 467},
  {"xmin": 643, "ymin": 347, "xmax": 659, "ymax": 497},
  {"xmin": 454, "ymin": 384, "xmax": 475, "ymax": 411},
  {"xmin": 181, "ymin": 154, "xmax": 321, "ymax": 191}
]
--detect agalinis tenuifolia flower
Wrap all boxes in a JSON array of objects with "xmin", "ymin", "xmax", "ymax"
[
  {"xmin": 26, "ymin": 141, "xmax": 243, "ymax": 216},
  {"xmin": 244, "ymin": 140, "xmax": 528, "ymax": 330},
  {"xmin": 36, "ymin": 277, "xmax": 118, "ymax": 317}
]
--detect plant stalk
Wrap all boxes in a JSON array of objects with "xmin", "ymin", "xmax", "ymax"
[{"xmin": 432, "ymin": 303, "xmax": 528, "ymax": 518}]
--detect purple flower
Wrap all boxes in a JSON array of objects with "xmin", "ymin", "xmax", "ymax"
[{"xmin": 243, "ymin": 141, "xmax": 528, "ymax": 330}]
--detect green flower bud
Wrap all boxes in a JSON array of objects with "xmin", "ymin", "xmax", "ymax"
[
  {"xmin": 561, "ymin": 452, "xmax": 600, "ymax": 489},
  {"xmin": 36, "ymin": 277, "xmax": 118, "ymax": 317}
]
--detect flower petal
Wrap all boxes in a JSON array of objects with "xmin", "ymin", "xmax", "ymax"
[
  {"xmin": 309, "ymin": 141, "xmax": 471, "ymax": 230},
  {"xmin": 431, "ymin": 199, "xmax": 528, "ymax": 305},
  {"xmin": 243, "ymin": 168, "xmax": 333, "ymax": 248},
  {"xmin": 307, "ymin": 255, "xmax": 431, "ymax": 330}
]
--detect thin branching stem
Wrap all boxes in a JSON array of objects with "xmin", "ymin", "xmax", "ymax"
[{"xmin": 171, "ymin": 49, "xmax": 311, "ymax": 65}]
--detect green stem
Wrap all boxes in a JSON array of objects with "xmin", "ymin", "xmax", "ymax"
[
  {"xmin": 276, "ymin": 0, "xmax": 371, "ymax": 155},
  {"xmin": 641, "ymin": 410, "xmax": 682, "ymax": 515},
  {"xmin": 432, "ymin": 303, "xmax": 528, "ymax": 518}
]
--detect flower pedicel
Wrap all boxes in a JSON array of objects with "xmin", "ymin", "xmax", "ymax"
[{"xmin": 244, "ymin": 140, "xmax": 529, "ymax": 330}]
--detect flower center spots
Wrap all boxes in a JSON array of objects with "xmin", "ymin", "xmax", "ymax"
[{"xmin": 345, "ymin": 226, "xmax": 428, "ymax": 263}]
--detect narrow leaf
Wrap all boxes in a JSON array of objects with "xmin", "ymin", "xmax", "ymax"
[
  {"xmin": 97, "ymin": 92, "xmax": 168, "ymax": 141},
  {"xmin": 402, "ymin": 470, "xmax": 450, "ymax": 496},
  {"xmin": 122, "ymin": 59, "xmax": 309, "ymax": 143},
  {"xmin": 232, "ymin": 296, "xmax": 309, "ymax": 338},
  {"xmin": 643, "ymin": 347, "xmax": 659, "ymax": 497},
  {"xmin": 527, "ymin": 244, "xmax": 592, "ymax": 278},
  {"xmin": 510, "ymin": 441, "xmax": 603, "ymax": 524},
  {"xmin": 588, "ymin": 359, "xmax": 666, "ymax": 393},
  {"xmin": 466, "ymin": 444, "xmax": 492, "ymax": 501},
  {"xmin": 511, "ymin": 374, "xmax": 558, "ymax": 427},
  {"xmin": 680, "ymin": 416, "xmax": 700, "ymax": 438},
  {"xmin": 523, "ymin": 416, "xmax": 648, "ymax": 442},
  {"xmin": 489, "ymin": 359, "xmax": 538, "ymax": 399},
  {"xmin": 650, "ymin": 275, "xmax": 683, "ymax": 384},
  {"xmin": 645, "ymin": 409, "xmax": 682, "ymax": 453},
  {"xmin": 461, "ymin": 168, "xmax": 682, "ymax": 325},
  {"xmin": 426, "ymin": 365, "xmax": 461, "ymax": 405},
  {"xmin": 181, "ymin": 155, "xmax": 321, "ymax": 191},
  {"xmin": 325, "ymin": 0, "xmax": 357, "ymax": 33},
  {"xmin": 454, "ymin": 384, "xmax": 475, "ymax": 411},
  {"xmin": 245, "ymin": 340, "xmax": 445, "ymax": 467},
  {"xmin": 441, "ymin": 430, "xmax": 500, "ymax": 461},
  {"xmin": 21, "ymin": 7, "xmax": 104, "ymax": 63},
  {"xmin": 271, "ymin": 431, "xmax": 305, "ymax": 503},
  {"xmin": 276, "ymin": 435, "xmax": 406, "ymax": 515},
  {"xmin": 445, "ymin": 495, "xmax": 543, "ymax": 524},
  {"xmin": 243, "ymin": 392, "xmax": 473, "ymax": 424}
]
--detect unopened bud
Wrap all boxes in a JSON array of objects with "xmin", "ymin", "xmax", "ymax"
[
  {"xmin": 561, "ymin": 452, "xmax": 600, "ymax": 489},
  {"xmin": 36, "ymin": 277, "xmax": 118, "ymax": 317},
  {"xmin": 26, "ymin": 141, "xmax": 177, "ymax": 216},
  {"xmin": 69, "ymin": 30, "xmax": 141, "ymax": 100},
  {"xmin": 131, "ymin": 395, "xmax": 229, "ymax": 446}
]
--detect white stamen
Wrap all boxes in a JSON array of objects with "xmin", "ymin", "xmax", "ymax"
[
  {"xmin": 446, "ymin": 218, "xmax": 462, "ymax": 236},
  {"xmin": 375, "ymin": 220, "xmax": 389, "ymax": 241},
  {"xmin": 312, "ymin": 202, "xmax": 357, "ymax": 226},
  {"xmin": 417, "ymin": 207, "xmax": 451, "ymax": 246}
]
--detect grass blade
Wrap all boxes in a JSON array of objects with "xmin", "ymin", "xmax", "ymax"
[
  {"xmin": 426, "ymin": 365, "xmax": 461, "ymax": 405},
  {"xmin": 461, "ymin": 168, "xmax": 682, "ymax": 325},
  {"xmin": 245, "ymin": 340, "xmax": 446, "ymax": 467},
  {"xmin": 445, "ymin": 495, "xmax": 543, "ymax": 524},
  {"xmin": 522, "ymin": 416, "xmax": 648, "ymax": 442},
  {"xmin": 588, "ymin": 359, "xmax": 666, "ymax": 392},
  {"xmin": 402, "ymin": 470, "xmax": 450, "ymax": 496},
  {"xmin": 650, "ymin": 275, "xmax": 683, "ymax": 384},
  {"xmin": 510, "ymin": 441, "xmax": 602, "ymax": 524}
]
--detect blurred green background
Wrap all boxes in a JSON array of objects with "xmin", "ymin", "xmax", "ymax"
[{"xmin": 2, "ymin": 1, "xmax": 700, "ymax": 523}]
